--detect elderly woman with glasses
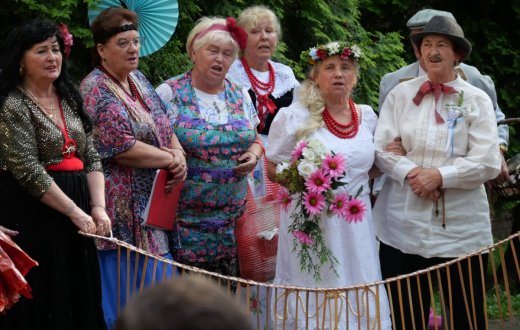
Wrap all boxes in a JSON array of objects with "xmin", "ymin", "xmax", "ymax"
[
  {"xmin": 156, "ymin": 16, "xmax": 262, "ymax": 277},
  {"xmin": 79, "ymin": 7, "xmax": 186, "ymax": 327}
]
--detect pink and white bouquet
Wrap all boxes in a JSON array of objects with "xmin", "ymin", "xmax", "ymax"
[{"xmin": 276, "ymin": 139, "xmax": 366, "ymax": 281}]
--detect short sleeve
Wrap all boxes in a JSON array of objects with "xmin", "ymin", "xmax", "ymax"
[
  {"xmin": 266, "ymin": 103, "xmax": 308, "ymax": 163},
  {"xmin": 156, "ymin": 82, "xmax": 179, "ymax": 123}
]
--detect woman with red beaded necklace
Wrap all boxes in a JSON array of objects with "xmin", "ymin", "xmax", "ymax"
[
  {"xmin": 227, "ymin": 5, "xmax": 299, "ymax": 200},
  {"xmin": 265, "ymin": 42, "xmax": 392, "ymax": 329},
  {"xmin": 228, "ymin": 5, "xmax": 299, "ymax": 135}
]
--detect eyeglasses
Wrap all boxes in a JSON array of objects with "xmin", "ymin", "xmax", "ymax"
[{"xmin": 115, "ymin": 37, "xmax": 143, "ymax": 49}]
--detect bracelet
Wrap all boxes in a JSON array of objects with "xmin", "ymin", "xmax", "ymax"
[
  {"xmin": 247, "ymin": 151, "xmax": 260, "ymax": 163},
  {"xmin": 91, "ymin": 204, "xmax": 106, "ymax": 210},
  {"xmin": 253, "ymin": 139, "xmax": 265, "ymax": 155}
]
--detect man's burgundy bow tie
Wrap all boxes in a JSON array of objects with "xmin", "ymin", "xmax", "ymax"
[{"xmin": 412, "ymin": 81, "xmax": 458, "ymax": 124}]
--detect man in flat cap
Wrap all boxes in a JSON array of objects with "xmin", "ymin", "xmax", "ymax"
[{"xmin": 377, "ymin": 8, "xmax": 509, "ymax": 184}]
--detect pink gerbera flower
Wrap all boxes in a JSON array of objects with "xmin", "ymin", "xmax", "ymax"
[
  {"xmin": 323, "ymin": 153, "xmax": 346, "ymax": 178},
  {"xmin": 305, "ymin": 170, "xmax": 331, "ymax": 194},
  {"xmin": 303, "ymin": 191, "xmax": 326, "ymax": 215},
  {"xmin": 291, "ymin": 140, "xmax": 308, "ymax": 162},
  {"xmin": 293, "ymin": 230, "xmax": 314, "ymax": 246},
  {"xmin": 329, "ymin": 193, "xmax": 350, "ymax": 217},
  {"xmin": 344, "ymin": 198, "xmax": 366, "ymax": 223},
  {"xmin": 277, "ymin": 188, "xmax": 293, "ymax": 212}
]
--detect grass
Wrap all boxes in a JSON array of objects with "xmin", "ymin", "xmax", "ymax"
[{"xmin": 486, "ymin": 285, "xmax": 520, "ymax": 318}]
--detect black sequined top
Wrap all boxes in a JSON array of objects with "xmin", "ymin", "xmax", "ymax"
[{"xmin": 0, "ymin": 88, "xmax": 102, "ymax": 198}]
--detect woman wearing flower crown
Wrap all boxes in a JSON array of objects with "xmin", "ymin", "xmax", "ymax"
[
  {"xmin": 156, "ymin": 17, "xmax": 262, "ymax": 277},
  {"xmin": 266, "ymin": 41, "xmax": 391, "ymax": 329},
  {"xmin": 374, "ymin": 16, "xmax": 500, "ymax": 329},
  {"xmin": 0, "ymin": 19, "xmax": 108, "ymax": 329}
]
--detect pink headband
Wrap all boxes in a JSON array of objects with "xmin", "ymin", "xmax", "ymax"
[{"xmin": 190, "ymin": 17, "xmax": 248, "ymax": 53}]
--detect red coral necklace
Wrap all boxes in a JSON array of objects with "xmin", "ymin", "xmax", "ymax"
[
  {"xmin": 322, "ymin": 99, "xmax": 359, "ymax": 139},
  {"xmin": 240, "ymin": 57, "xmax": 276, "ymax": 94},
  {"xmin": 240, "ymin": 57, "xmax": 277, "ymax": 131}
]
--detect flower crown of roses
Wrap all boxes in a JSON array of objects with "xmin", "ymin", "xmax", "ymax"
[{"xmin": 307, "ymin": 42, "xmax": 362, "ymax": 65}]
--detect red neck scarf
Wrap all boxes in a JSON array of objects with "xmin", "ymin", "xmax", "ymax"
[{"xmin": 412, "ymin": 80, "xmax": 458, "ymax": 124}]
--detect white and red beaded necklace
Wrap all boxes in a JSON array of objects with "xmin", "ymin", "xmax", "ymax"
[{"xmin": 322, "ymin": 99, "xmax": 359, "ymax": 139}]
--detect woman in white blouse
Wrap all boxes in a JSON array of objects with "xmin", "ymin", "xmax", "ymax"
[
  {"xmin": 373, "ymin": 16, "xmax": 500, "ymax": 330},
  {"xmin": 266, "ymin": 41, "xmax": 392, "ymax": 330}
]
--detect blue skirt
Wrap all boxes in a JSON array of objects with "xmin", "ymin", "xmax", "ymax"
[{"xmin": 98, "ymin": 249, "xmax": 174, "ymax": 328}]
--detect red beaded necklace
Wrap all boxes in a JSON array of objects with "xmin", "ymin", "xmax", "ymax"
[
  {"xmin": 240, "ymin": 57, "xmax": 276, "ymax": 95},
  {"xmin": 322, "ymin": 99, "xmax": 359, "ymax": 139},
  {"xmin": 240, "ymin": 57, "xmax": 277, "ymax": 131}
]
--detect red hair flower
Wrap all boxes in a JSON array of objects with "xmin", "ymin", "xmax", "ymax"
[
  {"xmin": 58, "ymin": 23, "xmax": 73, "ymax": 58},
  {"xmin": 316, "ymin": 48, "xmax": 328, "ymax": 60},
  {"xmin": 226, "ymin": 17, "xmax": 248, "ymax": 50},
  {"xmin": 341, "ymin": 47, "xmax": 353, "ymax": 60}
]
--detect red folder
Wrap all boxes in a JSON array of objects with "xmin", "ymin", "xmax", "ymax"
[{"xmin": 142, "ymin": 169, "xmax": 183, "ymax": 230}]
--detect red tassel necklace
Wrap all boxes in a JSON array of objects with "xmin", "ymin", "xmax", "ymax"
[{"xmin": 322, "ymin": 99, "xmax": 359, "ymax": 139}]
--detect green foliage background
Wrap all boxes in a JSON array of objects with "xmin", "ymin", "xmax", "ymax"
[{"xmin": 0, "ymin": 0, "xmax": 518, "ymax": 151}]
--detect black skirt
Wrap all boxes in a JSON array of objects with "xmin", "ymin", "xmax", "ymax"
[{"xmin": 0, "ymin": 171, "xmax": 106, "ymax": 330}]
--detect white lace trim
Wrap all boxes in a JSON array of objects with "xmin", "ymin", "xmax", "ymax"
[{"xmin": 227, "ymin": 59, "xmax": 300, "ymax": 98}]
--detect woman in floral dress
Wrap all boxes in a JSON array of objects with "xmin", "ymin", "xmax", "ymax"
[
  {"xmin": 80, "ymin": 8, "xmax": 186, "ymax": 327},
  {"xmin": 156, "ymin": 17, "xmax": 262, "ymax": 276}
]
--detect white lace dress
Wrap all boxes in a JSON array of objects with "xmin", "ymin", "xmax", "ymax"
[{"xmin": 266, "ymin": 102, "xmax": 392, "ymax": 330}]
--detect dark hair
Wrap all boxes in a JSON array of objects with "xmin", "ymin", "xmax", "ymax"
[
  {"xmin": 115, "ymin": 276, "xmax": 253, "ymax": 330},
  {"xmin": 0, "ymin": 19, "xmax": 92, "ymax": 133},
  {"xmin": 90, "ymin": 7, "xmax": 139, "ymax": 66}
]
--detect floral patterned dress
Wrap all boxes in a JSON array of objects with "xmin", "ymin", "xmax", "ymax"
[
  {"xmin": 80, "ymin": 68, "xmax": 173, "ymax": 255},
  {"xmin": 157, "ymin": 71, "xmax": 257, "ymax": 273},
  {"xmin": 80, "ymin": 68, "xmax": 176, "ymax": 327}
]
